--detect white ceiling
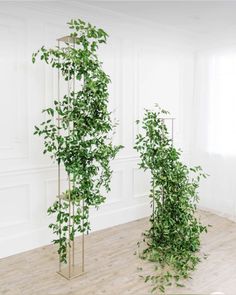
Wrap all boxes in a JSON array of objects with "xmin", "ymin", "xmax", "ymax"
[{"xmin": 85, "ymin": 1, "xmax": 236, "ymax": 40}]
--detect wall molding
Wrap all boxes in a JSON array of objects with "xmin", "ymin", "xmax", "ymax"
[
  {"xmin": 0, "ymin": 183, "xmax": 30, "ymax": 228},
  {"xmin": 0, "ymin": 156, "xmax": 140, "ymax": 177},
  {"xmin": 199, "ymin": 205, "xmax": 236, "ymax": 223},
  {"xmin": 0, "ymin": 201, "xmax": 151, "ymax": 259}
]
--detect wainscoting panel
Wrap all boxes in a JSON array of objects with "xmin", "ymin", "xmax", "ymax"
[{"xmin": 0, "ymin": 184, "xmax": 30, "ymax": 227}]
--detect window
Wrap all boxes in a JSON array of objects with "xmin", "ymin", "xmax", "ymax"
[{"xmin": 208, "ymin": 52, "xmax": 236, "ymax": 155}]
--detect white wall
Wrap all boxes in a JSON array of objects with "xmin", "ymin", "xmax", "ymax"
[{"xmin": 0, "ymin": 1, "xmax": 195, "ymax": 258}]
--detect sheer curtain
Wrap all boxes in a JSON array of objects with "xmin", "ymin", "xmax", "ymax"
[
  {"xmin": 191, "ymin": 49, "xmax": 236, "ymax": 220},
  {"xmin": 208, "ymin": 52, "xmax": 236, "ymax": 155}
]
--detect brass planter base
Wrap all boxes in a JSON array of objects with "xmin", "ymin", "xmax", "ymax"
[{"xmin": 57, "ymin": 264, "xmax": 85, "ymax": 280}]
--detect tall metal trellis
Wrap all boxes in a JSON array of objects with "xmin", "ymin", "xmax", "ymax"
[{"xmin": 56, "ymin": 35, "xmax": 85, "ymax": 280}]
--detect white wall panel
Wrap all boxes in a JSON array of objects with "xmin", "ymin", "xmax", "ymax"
[
  {"xmin": 133, "ymin": 168, "xmax": 151, "ymax": 199},
  {"xmin": 0, "ymin": 184, "xmax": 30, "ymax": 227},
  {"xmin": 106, "ymin": 170, "xmax": 123, "ymax": 204},
  {"xmin": 45, "ymin": 177, "xmax": 68, "ymax": 210},
  {"xmin": 0, "ymin": 16, "xmax": 28, "ymax": 161}
]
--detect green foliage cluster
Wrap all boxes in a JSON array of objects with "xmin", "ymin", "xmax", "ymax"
[
  {"xmin": 33, "ymin": 19, "xmax": 122, "ymax": 263},
  {"xmin": 134, "ymin": 105, "xmax": 208, "ymax": 293}
]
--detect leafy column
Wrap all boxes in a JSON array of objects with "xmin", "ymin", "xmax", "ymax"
[
  {"xmin": 134, "ymin": 105, "xmax": 208, "ymax": 293},
  {"xmin": 33, "ymin": 19, "xmax": 123, "ymax": 263}
]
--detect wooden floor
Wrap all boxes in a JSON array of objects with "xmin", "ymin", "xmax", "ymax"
[{"xmin": 0, "ymin": 211, "xmax": 236, "ymax": 295}]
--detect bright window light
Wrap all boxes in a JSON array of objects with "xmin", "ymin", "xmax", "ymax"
[{"xmin": 207, "ymin": 53, "xmax": 236, "ymax": 155}]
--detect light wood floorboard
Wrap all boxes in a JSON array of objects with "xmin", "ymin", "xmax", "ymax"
[{"xmin": 0, "ymin": 211, "xmax": 236, "ymax": 295}]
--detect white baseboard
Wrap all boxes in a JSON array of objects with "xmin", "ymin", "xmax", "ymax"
[
  {"xmin": 198, "ymin": 205, "xmax": 236, "ymax": 223},
  {"xmin": 0, "ymin": 202, "xmax": 151, "ymax": 259},
  {"xmin": 2, "ymin": 203, "xmax": 235, "ymax": 259}
]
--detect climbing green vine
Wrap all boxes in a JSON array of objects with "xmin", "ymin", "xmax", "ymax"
[
  {"xmin": 33, "ymin": 19, "xmax": 122, "ymax": 263},
  {"xmin": 134, "ymin": 105, "xmax": 208, "ymax": 293}
]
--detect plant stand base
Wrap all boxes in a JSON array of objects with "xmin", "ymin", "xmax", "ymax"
[{"xmin": 57, "ymin": 264, "xmax": 85, "ymax": 280}]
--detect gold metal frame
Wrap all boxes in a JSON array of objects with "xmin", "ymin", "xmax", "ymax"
[
  {"xmin": 56, "ymin": 36, "xmax": 85, "ymax": 280},
  {"xmin": 152, "ymin": 117, "xmax": 175, "ymax": 216}
]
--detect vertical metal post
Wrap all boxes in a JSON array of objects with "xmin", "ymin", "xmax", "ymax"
[
  {"xmin": 57, "ymin": 40, "xmax": 62, "ymax": 273},
  {"xmin": 56, "ymin": 35, "xmax": 85, "ymax": 280},
  {"xmin": 152, "ymin": 178, "xmax": 155, "ymax": 239},
  {"xmin": 82, "ymin": 200, "xmax": 85, "ymax": 272},
  {"xmin": 72, "ymin": 37, "xmax": 75, "ymax": 268},
  {"xmin": 171, "ymin": 118, "xmax": 174, "ymax": 146},
  {"xmin": 161, "ymin": 119, "xmax": 165, "ymax": 206},
  {"xmin": 68, "ymin": 173, "xmax": 71, "ymax": 278},
  {"xmin": 72, "ymin": 199, "xmax": 75, "ymax": 267},
  {"xmin": 80, "ymin": 41, "xmax": 85, "ymax": 273},
  {"xmin": 67, "ymin": 38, "xmax": 72, "ymax": 277}
]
